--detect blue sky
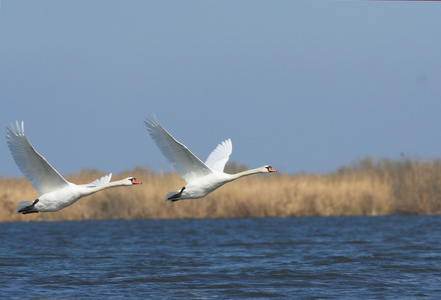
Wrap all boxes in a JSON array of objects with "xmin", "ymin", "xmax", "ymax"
[{"xmin": 1, "ymin": 1, "xmax": 440, "ymax": 177}]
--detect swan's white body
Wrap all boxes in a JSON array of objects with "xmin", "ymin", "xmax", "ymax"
[
  {"xmin": 144, "ymin": 116, "xmax": 276, "ymax": 201},
  {"xmin": 6, "ymin": 121, "xmax": 141, "ymax": 214}
]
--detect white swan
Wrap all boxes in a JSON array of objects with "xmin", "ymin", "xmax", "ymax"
[
  {"xmin": 6, "ymin": 121, "xmax": 142, "ymax": 214},
  {"xmin": 144, "ymin": 116, "xmax": 276, "ymax": 202}
]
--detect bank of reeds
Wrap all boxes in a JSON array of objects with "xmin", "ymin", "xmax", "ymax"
[{"xmin": 1, "ymin": 157, "xmax": 441, "ymax": 222}]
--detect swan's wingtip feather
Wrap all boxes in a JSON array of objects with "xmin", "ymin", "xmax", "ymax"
[
  {"xmin": 102, "ymin": 173, "xmax": 112, "ymax": 184},
  {"xmin": 7, "ymin": 120, "xmax": 25, "ymax": 136},
  {"xmin": 144, "ymin": 114, "xmax": 160, "ymax": 128},
  {"xmin": 221, "ymin": 138, "xmax": 233, "ymax": 153},
  {"xmin": 86, "ymin": 173, "xmax": 113, "ymax": 187},
  {"xmin": 6, "ymin": 121, "xmax": 25, "ymax": 141},
  {"xmin": 225, "ymin": 138, "xmax": 232, "ymax": 148}
]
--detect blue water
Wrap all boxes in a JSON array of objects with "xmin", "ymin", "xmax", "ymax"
[{"xmin": 1, "ymin": 215, "xmax": 441, "ymax": 298}]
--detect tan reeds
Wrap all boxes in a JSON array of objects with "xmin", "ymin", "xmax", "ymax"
[{"xmin": 1, "ymin": 157, "xmax": 441, "ymax": 222}]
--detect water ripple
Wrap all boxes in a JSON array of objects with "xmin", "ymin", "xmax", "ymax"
[{"xmin": 1, "ymin": 215, "xmax": 441, "ymax": 298}]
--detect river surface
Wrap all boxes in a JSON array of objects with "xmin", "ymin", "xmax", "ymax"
[{"xmin": 1, "ymin": 215, "xmax": 441, "ymax": 298}]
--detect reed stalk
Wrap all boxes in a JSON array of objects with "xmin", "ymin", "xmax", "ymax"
[{"xmin": 1, "ymin": 158, "xmax": 441, "ymax": 222}]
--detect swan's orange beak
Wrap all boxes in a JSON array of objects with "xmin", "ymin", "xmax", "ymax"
[
  {"xmin": 268, "ymin": 167, "xmax": 277, "ymax": 173},
  {"xmin": 131, "ymin": 178, "xmax": 142, "ymax": 184}
]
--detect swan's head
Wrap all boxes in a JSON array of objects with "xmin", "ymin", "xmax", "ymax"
[
  {"xmin": 263, "ymin": 165, "xmax": 277, "ymax": 173},
  {"xmin": 125, "ymin": 177, "xmax": 142, "ymax": 185}
]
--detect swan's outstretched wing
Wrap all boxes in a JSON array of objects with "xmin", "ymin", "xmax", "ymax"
[
  {"xmin": 6, "ymin": 121, "xmax": 69, "ymax": 195},
  {"xmin": 204, "ymin": 138, "xmax": 232, "ymax": 172},
  {"xmin": 80, "ymin": 173, "xmax": 112, "ymax": 188},
  {"xmin": 144, "ymin": 116, "xmax": 212, "ymax": 182}
]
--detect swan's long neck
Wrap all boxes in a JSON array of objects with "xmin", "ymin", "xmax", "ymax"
[
  {"xmin": 228, "ymin": 167, "xmax": 265, "ymax": 181},
  {"xmin": 83, "ymin": 180, "xmax": 129, "ymax": 195}
]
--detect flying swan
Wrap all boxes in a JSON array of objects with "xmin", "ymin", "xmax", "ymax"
[
  {"xmin": 6, "ymin": 121, "xmax": 142, "ymax": 214},
  {"xmin": 144, "ymin": 116, "xmax": 276, "ymax": 202}
]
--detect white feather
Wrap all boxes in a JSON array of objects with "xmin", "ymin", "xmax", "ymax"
[
  {"xmin": 144, "ymin": 115, "xmax": 211, "ymax": 183},
  {"xmin": 205, "ymin": 138, "xmax": 232, "ymax": 173},
  {"xmin": 6, "ymin": 121, "xmax": 69, "ymax": 195},
  {"xmin": 6, "ymin": 122, "xmax": 140, "ymax": 213},
  {"xmin": 80, "ymin": 173, "xmax": 113, "ymax": 187},
  {"xmin": 144, "ymin": 116, "xmax": 276, "ymax": 201}
]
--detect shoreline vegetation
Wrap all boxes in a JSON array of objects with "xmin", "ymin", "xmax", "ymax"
[{"xmin": 1, "ymin": 157, "xmax": 441, "ymax": 222}]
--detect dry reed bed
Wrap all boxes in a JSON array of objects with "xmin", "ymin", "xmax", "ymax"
[{"xmin": 1, "ymin": 158, "xmax": 441, "ymax": 222}]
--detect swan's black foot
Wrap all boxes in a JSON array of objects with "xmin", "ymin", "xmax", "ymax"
[
  {"xmin": 21, "ymin": 210, "xmax": 39, "ymax": 215},
  {"xmin": 18, "ymin": 199, "xmax": 39, "ymax": 214},
  {"xmin": 167, "ymin": 187, "xmax": 185, "ymax": 202}
]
